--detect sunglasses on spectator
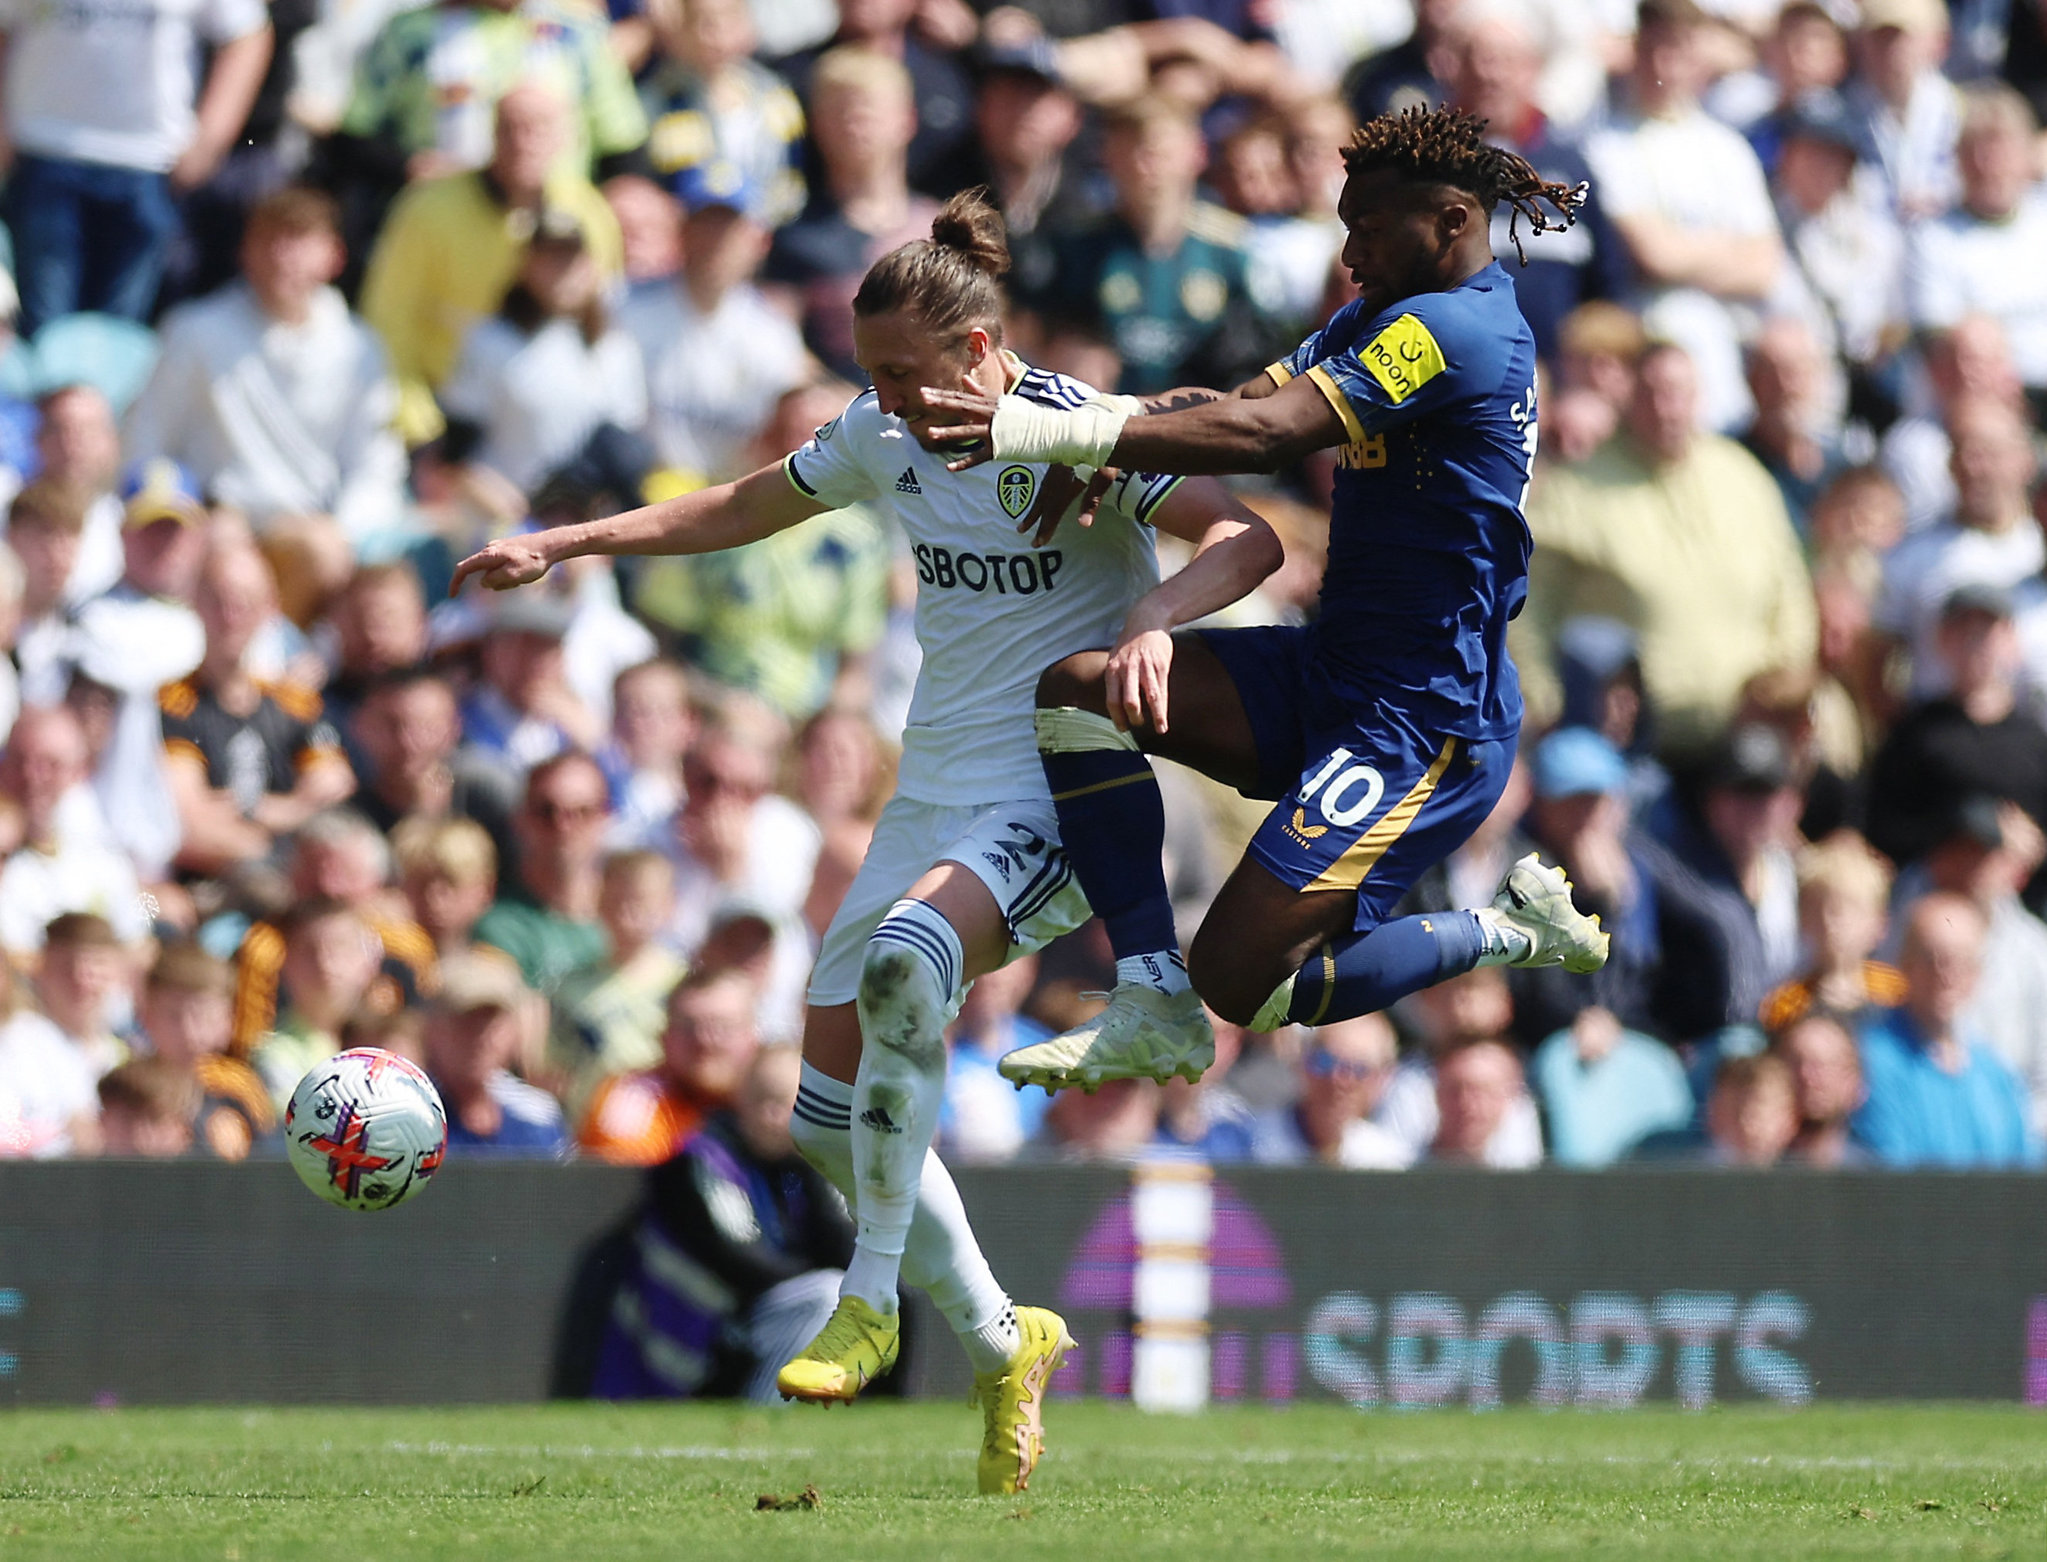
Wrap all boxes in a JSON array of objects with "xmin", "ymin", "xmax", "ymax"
[
  {"xmin": 1306, "ymin": 1049, "xmax": 1389, "ymax": 1083},
  {"xmin": 530, "ymin": 797, "xmax": 605, "ymax": 826}
]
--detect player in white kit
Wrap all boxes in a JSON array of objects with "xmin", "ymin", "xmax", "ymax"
[{"xmin": 451, "ymin": 191, "xmax": 1279, "ymax": 1492}]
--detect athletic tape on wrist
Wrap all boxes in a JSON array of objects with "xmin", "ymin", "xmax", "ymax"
[{"xmin": 990, "ymin": 393, "xmax": 1140, "ymax": 467}]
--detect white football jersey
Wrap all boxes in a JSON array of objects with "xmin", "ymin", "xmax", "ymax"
[{"xmin": 785, "ymin": 362, "xmax": 1179, "ymax": 807}]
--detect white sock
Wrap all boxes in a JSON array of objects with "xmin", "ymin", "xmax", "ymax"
[
  {"xmin": 845, "ymin": 900, "xmax": 962, "ymax": 1314},
  {"xmin": 1472, "ymin": 906, "xmax": 1534, "ymax": 965},
  {"xmin": 1116, "ymin": 950, "xmax": 1190, "ymax": 996},
  {"xmin": 793, "ymin": 1061, "xmax": 1016, "ymax": 1352}
]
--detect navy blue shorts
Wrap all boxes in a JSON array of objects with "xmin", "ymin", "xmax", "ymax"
[{"xmin": 1194, "ymin": 625, "xmax": 1514, "ymax": 931}]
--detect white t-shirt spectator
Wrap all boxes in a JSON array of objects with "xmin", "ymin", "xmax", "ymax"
[
  {"xmin": 0, "ymin": 1011, "xmax": 98, "ymax": 1157},
  {"xmin": 1374, "ymin": 1056, "xmax": 1546, "ymax": 1169},
  {"xmin": 1879, "ymin": 412, "xmax": 1954, "ymax": 534},
  {"xmin": 1904, "ymin": 197, "xmax": 2047, "ymax": 390},
  {"xmin": 1848, "ymin": 73, "xmax": 1961, "ymax": 219},
  {"xmin": 124, "ymin": 283, "xmax": 408, "ymax": 542},
  {"xmin": 440, "ymin": 315, "xmax": 646, "ymax": 495},
  {"xmin": 0, "ymin": 833, "xmax": 150, "ymax": 955},
  {"xmin": 0, "ymin": 0, "xmax": 269, "ymax": 172},
  {"xmin": 1585, "ymin": 107, "xmax": 1781, "ymax": 431},
  {"xmin": 1773, "ymin": 180, "xmax": 1905, "ymax": 368},
  {"xmin": 1877, "ymin": 518, "xmax": 2047, "ymax": 697},
  {"xmin": 620, "ymin": 280, "xmax": 808, "ymax": 484}
]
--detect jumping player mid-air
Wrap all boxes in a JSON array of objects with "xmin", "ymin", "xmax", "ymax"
[
  {"xmin": 450, "ymin": 193, "xmax": 1278, "ymax": 1490},
  {"xmin": 920, "ymin": 107, "xmax": 1608, "ymax": 1090}
]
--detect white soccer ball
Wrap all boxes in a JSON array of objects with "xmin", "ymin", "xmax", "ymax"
[{"xmin": 285, "ymin": 1048, "xmax": 448, "ymax": 1212}]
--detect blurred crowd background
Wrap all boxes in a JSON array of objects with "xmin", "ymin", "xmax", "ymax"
[{"xmin": 0, "ymin": 0, "xmax": 2043, "ymax": 1198}]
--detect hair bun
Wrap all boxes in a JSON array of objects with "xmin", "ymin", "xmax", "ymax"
[{"xmin": 929, "ymin": 188, "xmax": 1012, "ymax": 279}]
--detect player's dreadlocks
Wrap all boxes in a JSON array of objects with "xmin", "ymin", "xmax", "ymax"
[{"xmin": 1343, "ymin": 106, "xmax": 1589, "ymax": 266}]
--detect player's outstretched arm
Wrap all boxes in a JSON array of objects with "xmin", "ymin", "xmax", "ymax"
[
  {"xmin": 924, "ymin": 373, "xmax": 1344, "ymax": 479},
  {"xmin": 1104, "ymin": 479, "xmax": 1281, "ymax": 734},
  {"xmin": 449, "ymin": 463, "xmax": 829, "ymax": 594}
]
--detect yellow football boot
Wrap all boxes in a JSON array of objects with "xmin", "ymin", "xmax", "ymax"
[
  {"xmin": 970, "ymin": 1305, "xmax": 1076, "ymax": 1494},
  {"xmin": 775, "ymin": 1295, "xmax": 900, "ymax": 1404}
]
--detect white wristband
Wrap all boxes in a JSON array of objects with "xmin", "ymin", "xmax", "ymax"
[{"xmin": 989, "ymin": 393, "xmax": 1142, "ymax": 467}]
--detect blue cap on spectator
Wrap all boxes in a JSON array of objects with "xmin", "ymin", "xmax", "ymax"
[
  {"xmin": 1780, "ymin": 88, "xmax": 1859, "ymax": 155},
  {"xmin": 976, "ymin": 32, "xmax": 1063, "ymax": 86},
  {"xmin": 672, "ymin": 160, "xmax": 770, "ymax": 223},
  {"xmin": 119, "ymin": 458, "xmax": 204, "ymax": 528},
  {"xmin": 1532, "ymin": 726, "xmax": 1628, "ymax": 800}
]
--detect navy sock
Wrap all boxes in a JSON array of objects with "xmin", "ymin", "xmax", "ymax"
[
  {"xmin": 1287, "ymin": 910, "xmax": 1488, "ymax": 1026},
  {"xmin": 1040, "ymin": 746, "xmax": 1179, "ymax": 958}
]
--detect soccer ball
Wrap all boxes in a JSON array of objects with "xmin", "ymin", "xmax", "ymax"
[{"xmin": 285, "ymin": 1048, "xmax": 448, "ymax": 1212}]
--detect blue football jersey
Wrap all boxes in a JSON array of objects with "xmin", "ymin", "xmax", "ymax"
[{"xmin": 1270, "ymin": 262, "xmax": 1538, "ymax": 741}]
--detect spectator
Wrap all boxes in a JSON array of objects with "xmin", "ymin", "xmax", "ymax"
[
  {"xmin": 96, "ymin": 1058, "xmax": 201, "ymax": 1157},
  {"xmin": 1531, "ymin": 1005, "xmax": 1693, "ymax": 1167},
  {"xmin": 1867, "ymin": 585, "xmax": 2047, "ymax": 871},
  {"xmin": 1030, "ymin": 95, "xmax": 1272, "ymax": 395},
  {"xmin": 1758, "ymin": 832, "xmax": 1907, "ymax": 1033},
  {"xmin": 1248, "ymin": 1011, "xmax": 1410, "ymax": 1168},
  {"xmin": 1380, "ymin": 968, "xmax": 1544, "ymax": 1167},
  {"xmin": 460, "ymin": 593, "xmax": 602, "ymax": 787},
  {"xmin": 1522, "ymin": 341, "xmax": 1817, "ymax": 759},
  {"xmin": 323, "ymin": 565, "xmax": 431, "ymax": 745},
  {"xmin": 762, "ymin": 46, "xmax": 939, "ymax": 382},
  {"xmin": 599, "ymin": 659, "xmax": 695, "ymax": 850},
  {"xmin": 360, "ymin": 81, "xmax": 626, "ymax": 444},
  {"xmin": 1768, "ymin": 87, "xmax": 1906, "ymax": 382},
  {"xmin": 795, "ymin": 705, "xmax": 890, "ymax": 937},
  {"xmin": 1439, "ymin": 7, "xmax": 1623, "ymax": 363},
  {"xmin": 664, "ymin": 699, "xmax": 821, "ymax": 975},
  {"xmin": 0, "ymin": 707, "xmax": 149, "ymax": 958},
  {"xmin": 21, "ymin": 385, "xmax": 125, "ymax": 608},
  {"xmin": 940, "ymin": 953, "xmax": 1051, "ymax": 1165},
  {"xmin": 1423, "ymin": 1038, "xmax": 1535, "ymax": 1167},
  {"xmin": 1846, "ymin": 0, "xmax": 1962, "ymax": 219},
  {"xmin": 135, "ymin": 939, "xmax": 272, "ymax": 1159},
  {"xmin": 475, "ymin": 750, "xmax": 612, "ymax": 995},
  {"xmin": 121, "ymin": 187, "xmax": 408, "ymax": 583},
  {"xmin": 441, "ymin": 213, "xmax": 646, "ymax": 498},
  {"xmin": 34, "ymin": 911, "xmax": 130, "ymax": 1079},
  {"xmin": 0, "ymin": 958, "xmax": 98, "ymax": 1156},
  {"xmin": 1881, "ymin": 316, "xmax": 2025, "ymax": 534},
  {"xmin": 588, "ymin": 1043, "xmax": 853, "ymax": 1401},
  {"xmin": 579, "ymin": 964, "xmax": 758, "ymax": 1165},
  {"xmin": 1030, "ymin": 1075, "xmax": 1162, "ymax": 1163},
  {"xmin": 1771, "ymin": 1011, "xmax": 1871, "ymax": 1167},
  {"xmin": 1738, "ymin": 316, "xmax": 1846, "ymax": 532},
  {"xmin": 1912, "ymin": 796, "xmax": 2047, "ymax": 1138},
  {"xmin": 426, "ymin": 948, "xmax": 565, "ymax": 1157},
  {"xmin": 395, "ymin": 816, "xmax": 501, "ymax": 961},
  {"xmin": 1583, "ymin": 0, "xmax": 1784, "ymax": 431},
  {"xmin": 549, "ymin": 848, "xmax": 687, "ymax": 1115},
  {"xmin": 774, "ymin": 0, "xmax": 974, "ymax": 200},
  {"xmin": 71, "ymin": 462, "xmax": 208, "ymax": 707},
  {"xmin": 350, "ymin": 670, "xmax": 516, "ymax": 853},
  {"xmin": 619, "ymin": 168, "xmax": 809, "ymax": 487},
  {"xmin": 957, "ymin": 36, "xmax": 1090, "ymax": 306},
  {"xmin": 1699, "ymin": 1052, "xmax": 1800, "ymax": 1166},
  {"xmin": 249, "ymin": 896, "xmax": 386, "ymax": 1110},
  {"xmin": 337, "ymin": 0, "xmax": 646, "ymax": 188},
  {"xmin": 605, "ymin": 175, "xmax": 685, "ymax": 286},
  {"xmin": 9, "ymin": 479, "xmax": 95, "ymax": 708},
  {"xmin": 0, "ymin": 0, "xmax": 273, "ymax": 336},
  {"xmin": 1543, "ymin": 301, "xmax": 1645, "ymax": 465},
  {"xmin": 640, "ymin": 0, "xmax": 806, "ymax": 228},
  {"xmin": 159, "ymin": 545, "xmax": 355, "ymax": 879},
  {"xmin": 1209, "ymin": 109, "xmax": 1332, "ymax": 336},
  {"xmin": 1853, "ymin": 891, "xmax": 2038, "ymax": 1166},
  {"xmin": 1904, "ymin": 85, "xmax": 2047, "ymax": 395},
  {"xmin": 633, "ymin": 382, "xmax": 887, "ymax": 725},
  {"xmin": 1154, "ymin": 1012, "xmax": 1257, "ymax": 1161},
  {"xmin": 1719, "ymin": 3, "xmax": 1850, "ymax": 168}
]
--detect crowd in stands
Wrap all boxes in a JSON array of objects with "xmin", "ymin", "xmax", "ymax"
[{"xmin": 0, "ymin": 0, "xmax": 2045, "ymax": 1178}]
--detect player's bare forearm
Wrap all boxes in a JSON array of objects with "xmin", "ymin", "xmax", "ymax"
[
  {"xmin": 450, "ymin": 464, "xmax": 824, "ymax": 593},
  {"xmin": 1129, "ymin": 484, "xmax": 1282, "ymax": 634},
  {"xmin": 1112, "ymin": 379, "xmax": 1343, "ymax": 474}
]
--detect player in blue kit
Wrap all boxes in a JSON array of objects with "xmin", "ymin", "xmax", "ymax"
[{"xmin": 922, "ymin": 107, "xmax": 1610, "ymax": 1087}]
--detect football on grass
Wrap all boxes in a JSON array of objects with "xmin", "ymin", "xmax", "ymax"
[{"xmin": 285, "ymin": 1048, "xmax": 447, "ymax": 1212}]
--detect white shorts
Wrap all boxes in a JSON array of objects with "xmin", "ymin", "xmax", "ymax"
[{"xmin": 806, "ymin": 792, "xmax": 1092, "ymax": 1008}]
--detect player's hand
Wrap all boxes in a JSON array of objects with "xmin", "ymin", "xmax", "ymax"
[
  {"xmin": 1106, "ymin": 625, "xmax": 1174, "ymax": 733},
  {"xmin": 921, "ymin": 386, "xmax": 1000, "ymax": 467},
  {"xmin": 1023, "ymin": 464, "xmax": 1117, "ymax": 546},
  {"xmin": 449, "ymin": 536, "xmax": 553, "ymax": 595}
]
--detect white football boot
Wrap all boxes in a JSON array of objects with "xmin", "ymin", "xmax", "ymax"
[{"xmin": 997, "ymin": 984, "xmax": 1214, "ymax": 1091}]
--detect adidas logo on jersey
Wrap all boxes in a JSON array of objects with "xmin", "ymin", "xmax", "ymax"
[{"xmin": 895, "ymin": 467, "xmax": 922, "ymax": 494}]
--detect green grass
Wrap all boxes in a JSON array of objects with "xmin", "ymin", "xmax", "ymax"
[{"xmin": 0, "ymin": 1402, "xmax": 2043, "ymax": 1560}]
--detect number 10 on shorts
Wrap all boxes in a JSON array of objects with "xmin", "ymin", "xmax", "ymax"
[{"xmin": 1299, "ymin": 749, "xmax": 1386, "ymax": 827}]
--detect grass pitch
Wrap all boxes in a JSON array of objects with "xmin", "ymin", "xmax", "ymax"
[{"xmin": 0, "ymin": 1401, "xmax": 2041, "ymax": 1561}]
